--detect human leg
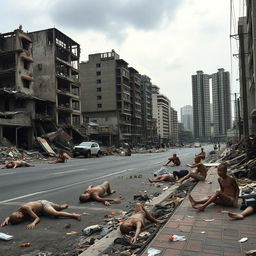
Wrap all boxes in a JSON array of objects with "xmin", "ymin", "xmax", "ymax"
[
  {"xmin": 188, "ymin": 194, "xmax": 210, "ymax": 208},
  {"xmin": 43, "ymin": 205, "xmax": 80, "ymax": 220},
  {"xmin": 194, "ymin": 190, "xmax": 230, "ymax": 211},
  {"xmin": 148, "ymin": 176, "xmax": 165, "ymax": 183},
  {"xmin": 134, "ymin": 203, "xmax": 165, "ymax": 224},
  {"xmin": 228, "ymin": 206, "xmax": 255, "ymax": 220},
  {"xmin": 176, "ymin": 172, "xmax": 192, "ymax": 184},
  {"xmin": 103, "ymin": 181, "xmax": 116, "ymax": 195}
]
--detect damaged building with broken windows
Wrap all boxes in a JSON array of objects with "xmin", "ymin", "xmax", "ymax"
[{"xmin": 0, "ymin": 27, "xmax": 83, "ymax": 150}]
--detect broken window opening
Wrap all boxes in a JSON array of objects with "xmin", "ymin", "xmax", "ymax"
[
  {"xmin": 71, "ymin": 60, "xmax": 78, "ymax": 69},
  {"xmin": 57, "ymin": 77, "xmax": 70, "ymax": 92},
  {"xmin": 72, "ymin": 100, "xmax": 80, "ymax": 111},
  {"xmin": 56, "ymin": 62, "xmax": 70, "ymax": 77},
  {"xmin": 58, "ymin": 94, "xmax": 70, "ymax": 108},
  {"xmin": 23, "ymin": 60, "xmax": 30, "ymax": 70},
  {"xmin": 71, "ymin": 85, "xmax": 79, "ymax": 96},
  {"xmin": 58, "ymin": 111, "xmax": 71, "ymax": 125},
  {"xmin": 21, "ymin": 38, "xmax": 30, "ymax": 50},
  {"xmin": 56, "ymin": 46, "xmax": 69, "ymax": 62},
  {"xmin": 0, "ymin": 54, "xmax": 15, "ymax": 70},
  {"xmin": 22, "ymin": 79, "xmax": 30, "ymax": 88},
  {"xmin": 72, "ymin": 115, "xmax": 80, "ymax": 126}
]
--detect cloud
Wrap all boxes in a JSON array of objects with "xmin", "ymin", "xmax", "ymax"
[{"xmin": 49, "ymin": 0, "xmax": 183, "ymax": 40}]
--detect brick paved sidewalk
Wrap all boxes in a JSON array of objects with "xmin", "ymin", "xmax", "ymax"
[{"xmin": 142, "ymin": 167, "xmax": 256, "ymax": 256}]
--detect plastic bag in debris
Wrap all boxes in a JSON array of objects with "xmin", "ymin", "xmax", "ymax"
[
  {"xmin": 82, "ymin": 224, "xmax": 102, "ymax": 235},
  {"xmin": 169, "ymin": 234, "xmax": 186, "ymax": 241},
  {"xmin": 147, "ymin": 247, "xmax": 161, "ymax": 256},
  {"xmin": 0, "ymin": 232, "xmax": 13, "ymax": 241},
  {"xmin": 153, "ymin": 167, "xmax": 169, "ymax": 176}
]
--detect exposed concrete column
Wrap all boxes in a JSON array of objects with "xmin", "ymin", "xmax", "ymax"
[{"xmin": 0, "ymin": 126, "xmax": 3, "ymax": 140}]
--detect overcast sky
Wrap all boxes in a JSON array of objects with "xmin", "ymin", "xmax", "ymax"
[{"xmin": 1, "ymin": 0, "xmax": 243, "ymax": 118}]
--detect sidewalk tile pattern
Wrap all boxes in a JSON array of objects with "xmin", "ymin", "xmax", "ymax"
[{"xmin": 142, "ymin": 167, "xmax": 256, "ymax": 256}]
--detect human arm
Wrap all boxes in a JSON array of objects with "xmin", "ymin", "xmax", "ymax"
[
  {"xmin": 84, "ymin": 185, "xmax": 93, "ymax": 193},
  {"xmin": 20, "ymin": 206, "xmax": 40, "ymax": 229},
  {"xmin": 232, "ymin": 178, "xmax": 240, "ymax": 204},
  {"xmin": 93, "ymin": 195, "xmax": 121, "ymax": 206},
  {"xmin": 1, "ymin": 217, "xmax": 10, "ymax": 227},
  {"xmin": 131, "ymin": 221, "xmax": 142, "ymax": 244}
]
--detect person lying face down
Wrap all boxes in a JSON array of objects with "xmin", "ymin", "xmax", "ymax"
[
  {"xmin": 79, "ymin": 181, "xmax": 121, "ymax": 206},
  {"xmin": 1, "ymin": 200, "xmax": 81, "ymax": 229},
  {"xmin": 3, "ymin": 160, "xmax": 34, "ymax": 169}
]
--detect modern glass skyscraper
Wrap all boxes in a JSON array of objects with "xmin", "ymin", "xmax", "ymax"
[
  {"xmin": 192, "ymin": 71, "xmax": 211, "ymax": 140},
  {"xmin": 180, "ymin": 105, "xmax": 193, "ymax": 133},
  {"xmin": 211, "ymin": 68, "xmax": 231, "ymax": 138}
]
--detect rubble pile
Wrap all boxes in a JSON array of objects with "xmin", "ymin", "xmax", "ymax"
[
  {"xmin": 217, "ymin": 137, "xmax": 256, "ymax": 181},
  {"xmin": 0, "ymin": 146, "xmax": 45, "ymax": 164}
]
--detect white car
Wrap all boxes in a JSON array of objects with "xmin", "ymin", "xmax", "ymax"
[{"xmin": 73, "ymin": 142, "xmax": 101, "ymax": 157}]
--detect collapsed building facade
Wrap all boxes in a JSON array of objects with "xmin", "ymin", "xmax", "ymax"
[{"xmin": 0, "ymin": 27, "xmax": 83, "ymax": 150}]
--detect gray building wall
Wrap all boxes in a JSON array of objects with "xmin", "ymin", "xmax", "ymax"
[
  {"xmin": 30, "ymin": 30, "xmax": 56, "ymax": 102},
  {"xmin": 80, "ymin": 53, "xmax": 118, "ymax": 113}
]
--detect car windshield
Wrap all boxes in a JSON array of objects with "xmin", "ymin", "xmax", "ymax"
[{"xmin": 79, "ymin": 142, "xmax": 92, "ymax": 147}]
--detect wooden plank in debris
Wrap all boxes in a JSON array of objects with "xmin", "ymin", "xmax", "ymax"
[{"xmin": 36, "ymin": 137, "xmax": 55, "ymax": 156}]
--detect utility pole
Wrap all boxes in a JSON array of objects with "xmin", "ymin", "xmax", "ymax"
[{"xmin": 238, "ymin": 24, "xmax": 249, "ymax": 137}]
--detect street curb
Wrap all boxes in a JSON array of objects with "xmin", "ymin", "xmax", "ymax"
[{"xmin": 78, "ymin": 184, "xmax": 181, "ymax": 256}]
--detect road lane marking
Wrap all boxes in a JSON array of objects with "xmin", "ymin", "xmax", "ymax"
[
  {"xmin": 0, "ymin": 169, "xmax": 130, "ymax": 203},
  {"xmin": 51, "ymin": 168, "xmax": 87, "ymax": 175},
  {"xmin": 41, "ymin": 164, "xmax": 74, "ymax": 169},
  {"xmin": 0, "ymin": 172, "xmax": 17, "ymax": 176}
]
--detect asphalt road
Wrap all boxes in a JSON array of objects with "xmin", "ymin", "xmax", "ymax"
[{"xmin": 0, "ymin": 145, "xmax": 214, "ymax": 256}]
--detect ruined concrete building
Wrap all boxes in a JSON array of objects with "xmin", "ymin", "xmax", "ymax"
[
  {"xmin": 0, "ymin": 27, "xmax": 82, "ymax": 149},
  {"xmin": 80, "ymin": 50, "xmax": 147, "ymax": 146}
]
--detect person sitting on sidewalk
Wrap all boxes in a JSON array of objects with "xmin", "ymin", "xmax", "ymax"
[
  {"xmin": 0, "ymin": 200, "xmax": 81, "ymax": 229},
  {"xmin": 176, "ymin": 156, "xmax": 207, "ymax": 184},
  {"xmin": 149, "ymin": 170, "xmax": 189, "ymax": 183},
  {"xmin": 79, "ymin": 181, "xmax": 121, "ymax": 206},
  {"xmin": 188, "ymin": 164, "xmax": 239, "ymax": 211},
  {"xmin": 48, "ymin": 151, "xmax": 69, "ymax": 164},
  {"xmin": 120, "ymin": 203, "xmax": 166, "ymax": 244},
  {"xmin": 196, "ymin": 148, "xmax": 206, "ymax": 160},
  {"xmin": 3, "ymin": 160, "xmax": 34, "ymax": 169},
  {"xmin": 163, "ymin": 154, "xmax": 180, "ymax": 166},
  {"xmin": 227, "ymin": 205, "xmax": 255, "ymax": 220}
]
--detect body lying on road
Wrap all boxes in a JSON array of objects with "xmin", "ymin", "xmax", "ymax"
[
  {"xmin": 48, "ymin": 151, "xmax": 70, "ymax": 164},
  {"xmin": 79, "ymin": 181, "xmax": 121, "ymax": 206},
  {"xmin": 2, "ymin": 160, "xmax": 34, "ymax": 169},
  {"xmin": 149, "ymin": 170, "xmax": 188, "ymax": 183},
  {"xmin": 0, "ymin": 200, "xmax": 81, "ymax": 229},
  {"xmin": 189, "ymin": 164, "xmax": 239, "ymax": 211},
  {"xmin": 120, "ymin": 203, "xmax": 166, "ymax": 244}
]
